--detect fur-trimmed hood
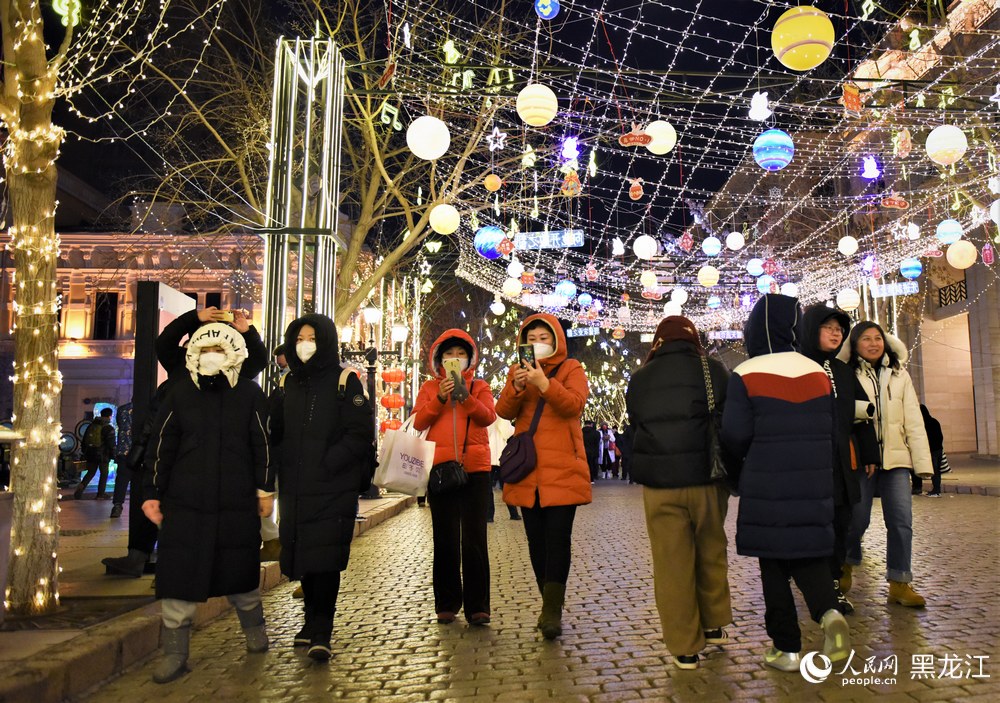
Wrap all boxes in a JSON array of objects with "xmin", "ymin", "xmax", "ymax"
[
  {"xmin": 185, "ymin": 323, "xmax": 248, "ymax": 388},
  {"xmin": 427, "ymin": 328, "xmax": 479, "ymax": 380},
  {"xmin": 837, "ymin": 320, "xmax": 908, "ymax": 368}
]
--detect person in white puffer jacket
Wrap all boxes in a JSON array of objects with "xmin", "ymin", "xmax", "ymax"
[{"xmin": 839, "ymin": 321, "xmax": 932, "ymax": 608}]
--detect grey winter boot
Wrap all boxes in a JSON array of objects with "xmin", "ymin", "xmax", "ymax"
[
  {"xmin": 102, "ymin": 549, "xmax": 148, "ymax": 578},
  {"xmin": 538, "ymin": 582, "xmax": 566, "ymax": 640},
  {"xmin": 152, "ymin": 625, "xmax": 190, "ymax": 684},
  {"xmin": 236, "ymin": 603, "xmax": 269, "ymax": 653}
]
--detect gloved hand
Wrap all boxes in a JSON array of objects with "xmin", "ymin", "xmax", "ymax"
[{"xmin": 450, "ymin": 371, "xmax": 469, "ymax": 403}]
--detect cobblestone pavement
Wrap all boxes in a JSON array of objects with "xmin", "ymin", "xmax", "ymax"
[{"xmin": 81, "ymin": 484, "xmax": 999, "ymax": 702}]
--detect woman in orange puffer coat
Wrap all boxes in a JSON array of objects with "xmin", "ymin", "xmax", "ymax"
[
  {"xmin": 496, "ymin": 313, "xmax": 590, "ymax": 639},
  {"xmin": 412, "ymin": 329, "xmax": 496, "ymax": 626}
]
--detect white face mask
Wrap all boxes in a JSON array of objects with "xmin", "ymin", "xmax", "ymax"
[
  {"xmin": 296, "ymin": 340, "xmax": 317, "ymax": 362},
  {"xmin": 198, "ymin": 351, "xmax": 227, "ymax": 376},
  {"xmin": 452, "ymin": 358, "xmax": 470, "ymax": 371},
  {"xmin": 532, "ymin": 342, "xmax": 555, "ymax": 359}
]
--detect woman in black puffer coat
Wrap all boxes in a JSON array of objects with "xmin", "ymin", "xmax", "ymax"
[
  {"xmin": 626, "ymin": 316, "xmax": 733, "ymax": 670},
  {"xmin": 270, "ymin": 313, "xmax": 374, "ymax": 661}
]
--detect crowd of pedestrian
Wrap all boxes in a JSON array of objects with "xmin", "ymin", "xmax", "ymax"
[{"xmin": 97, "ymin": 294, "xmax": 941, "ymax": 682}]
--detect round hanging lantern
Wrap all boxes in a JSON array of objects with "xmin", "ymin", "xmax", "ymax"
[
  {"xmin": 753, "ymin": 129, "xmax": 795, "ymax": 172},
  {"xmin": 506, "ymin": 259, "xmax": 525, "ymax": 278},
  {"xmin": 946, "ymin": 240, "xmax": 978, "ymax": 270},
  {"xmin": 577, "ymin": 292, "xmax": 593, "ymax": 307},
  {"xmin": 925, "ymin": 125, "xmax": 968, "ymax": 166},
  {"xmin": 899, "ymin": 258, "xmax": 923, "ymax": 280},
  {"xmin": 756, "ymin": 275, "xmax": 776, "ymax": 294},
  {"xmin": 836, "ymin": 288, "xmax": 861, "ymax": 311},
  {"xmin": 701, "ymin": 236, "xmax": 722, "ymax": 257},
  {"xmin": 725, "ymin": 231, "xmax": 745, "ymax": 250},
  {"xmin": 707, "ymin": 295, "xmax": 722, "ymax": 309},
  {"xmin": 935, "ymin": 219, "xmax": 963, "ymax": 245},
  {"xmin": 380, "ymin": 368, "xmax": 406, "ymax": 384},
  {"xmin": 771, "ymin": 6, "xmax": 835, "ymax": 72},
  {"xmin": 663, "ymin": 301, "xmax": 683, "ymax": 317},
  {"xmin": 670, "ymin": 287, "xmax": 689, "ymax": 305},
  {"xmin": 473, "ymin": 226, "xmax": 506, "ymax": 260},
  {"xmin": 780, "ymin": 282, "xmax": 799, "ymax": 297},
  {"xmin": 990, "ymin": 199, "xmax": 1000, "ymax": 226},
  {"xmin": 380, "ymin": 418, "xmax": 403, "ymax": 433},
  {"xmin": 406, "ymin": 116, "xmax": 450, "ymax": 160},
  {"xmin": 429, "ymin": 203, "xmax": 460, "ymax": 235},
  {"xmin": 697, "ymin": 265, "xmax": 720, "ymax": 288},
  {"xmin": 380, "ymin": 393, "xmax": 405, "ymax": 410},
  {"xmin": 534, "ymin": 0, "xmax": 560, "ymax": 20},
  {"xmin": 490, "ymin": 299, "xmax": 506, "ymax": 316},
  {"xmin": 555, "ymin": 279, "xmax": 577, "ymax": 299},
  {"xmin": 906, "ymin": 222, "xmax": 921, "ymax": 240},
  {"xmin": 612, "ymin": 327, "xmax": 626, "ymax": 340},
  {"xmin": 644, "ymin": 120, "xmax": 677, "ymax": 155},
  {"xmin": 484, "ymin": 174, "xmax": 503, "ymax": 192},
  {"xmin": 837, "ymin": 235, "xmax": 859, "ymax": 256},
  {"xmin": 501, "ymin": 277, "xmax": 523, "ymax": 297},
  {"xmin": 633, "ymin": 234, "xmax": 658, "ymax": 260},
  {"xmin": 639, "ymin": 270, "xmax": 658, "ymax": 289},
  {"xmin": 516, "ymin": 84, "xmax": 558, "ymax": 127},
  {"xmin": 746, "ymin": 258, "xmax": 765, "ymax": 276}
]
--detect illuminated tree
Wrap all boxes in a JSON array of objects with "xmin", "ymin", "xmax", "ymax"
[{"xmin": 0, "ymin": 0, "xmax": 226, "ymax": 615}]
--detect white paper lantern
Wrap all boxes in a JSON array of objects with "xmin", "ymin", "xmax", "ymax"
[
  {"xmin": 991, "ymin": 199, "xmax": 1000, "ymax": 226},
  {"xmin": 506, "ymin": 258, "xmax": 524, "ymax": 278},
  {"xmin": 616, "ymin": 306, "xmax": 631, "ymax": 322},
  {"xmin": 633, "ymin": 234, "xmax": 658, "ymax": 260},
  {"xmin": 906, "ymin": 222, "xmax": 920, "ymax": 240},
  {"xmin": 639, "ymin": 270, "xmax": 658, "ymax": 289},
  {"xmin": 428, "ymin": 203, "xmax": 460, "ymax": 234},
  {"xmin": 780, "ymin": 282, "xmax": 799, "ymax": 297},
  {"xmin": 490, "ymin": 299, "xmax": 506, "ymax": 316},
  {"xmin": 725, "ymin": 231, "xmax": 745, "ymax": 250},
  {"xmin": 701, "ymin": 236, "xmax": 722, "ymax": 257},
  {"xmin": 837, "ymin": 235, "xmax": 859, "ymax": 256},
  {"xmin": 663, "ymin": 301, "xmax": 683, "ymax": 317},
  {"xmin": 697, "ymin": 265, "xmax": 720, "ymax": 288},
  {"xmin": 925, "ymin": 125, "xmax": 968, "ymax": 166},
  {"xmin": 501, "ymin": 277, "xmax": 523, "ymax": 297},
  {"xmin": 946, "ymin": 240, "xmax": 978, "ymax": 270},
  {"xmin": 516, "ymin": 84, "xmax": 558, "ymax": 127},
  {"xmin": 406, "ymin": 116, "xmax": 450, "ymax": 160},
  {"xmin": 935, "ymin": 219, "xmax": 963, "ymax": 245},
  {"xmin": 645, "ymin": 120, "xmax": 677, "ymax": 155},
  {"xmin": 836, "ymin": 288, "xmax": 861, "ymax": 311},
  {"xmin": 746, "ymin": 258, "xmax": 764, "ymax": 276},
  {"xmin": 670, "ymin": 287, "xmax": 688, "ymax": 305}
]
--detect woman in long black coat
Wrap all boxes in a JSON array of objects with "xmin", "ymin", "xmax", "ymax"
[
  {"xmin": 143, "ymin": 322, "xmax": 274, "ymax": 683},
  {"xmin": 270, "ymin": 313, "xmax": 374, "ymax": 661}
]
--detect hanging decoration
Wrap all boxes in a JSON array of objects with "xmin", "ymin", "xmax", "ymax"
[
  {"xmin": 697, "ymin": 265, "xmax": 720, "ymax": 288},
  {"xmin": 770, "ymin": 5, "xmax": 835, "ymax": 72},
  {"xmin": 780, "ymin": 283, "xmax": 799, "ymax": 297},
  {"xmin": 935, "ymin": 219, "xmax": 963, "ymax": 245},
  {"xmin": 534, "ymin": 0, "xmax": 560, "ymax": 20},
  {"xmin": 899, "ymin": 258, "xmax": 923, "ymax": 280},
  {"xmin": 474, "ymin": 226, "xmax": 506, "ymax": 260},
  {"xmin": 619, "ymin": 123, "xmax": 653, "ymax": 147},
  {"xmin": 861, "ymin": 156, "xmax": 881, "ymax": 180},
  {"xmin": 429, "ymin": 203, "xmax": 461, "ymax": 235},
  {"xmin": 746, "ymin": 258, "xmax": 765, "ymax": 276},
  {"xmin": 748, "ymin": 92, "xmax": 772, "ymax": 121},
  {"xmin": 484, "ymin": 174, "xmax": 503, "ymax": 192},
  {"xmin": 585, "ymin": 264, "xmax": 599, "ymax": 281},
  {"xmin": 836, "ymin": 289, "xmax": 861, "ymax": 311},
  {"xmin": 560, "ymin": 170, "xmax": 581, "ymax": 196},
  {"xmin": 752, "ymin": 129, "xmax": 794, "ymax": 171},
  {"xmin": 837, "ymin": 236, "xmax": 859, "ymax": 256},
  {"xmin": 628, "ymin": 178, "xmax": 644, "ymax": 201},
  {"xmin": 983, "ymin": 243, "xmax": 995, "ymax": 266},
  {"xmin": 516, "ymin": 84, "xmax": 558, "ymax": 127},
  {"xmin": 678, "ymin": 231, "xmax": 694, "ymax": 252},
  {"xmin": 881, "ymin": 193, "xmax": 909, "ymax": 209},
  {"xmin": 632, "ymin": 234, "xmax": 658, "ymax": 260},
  {"xmin": 841, "ymin": 83, "xmax": 863, "ymax": 114},
  {"xmin": 406, "ymin": 116, "xmax": 450, "ymax": 160},
  {"xmin": 486, "ymin": 126, "xmax": 507, "ymax": 152},
  {"xmin": 893, "ymin": 129, "xmax": 913, "ymax": 158},
  {"xmin": 925, "ymin": 125, "xmax": 968, "ymax": 166},
  {"xmin": 644, "ymin": 120, "xmax": 677, "ymax": 155},
  {"xmin": 701, "ymin": 236, "xmax": 722, "ymax": 257},
  {"xmin": 946, "ymin": 241, "xmax": 978, "ymax": 270}
]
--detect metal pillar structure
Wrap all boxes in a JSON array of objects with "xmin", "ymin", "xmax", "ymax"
[{"xmin": 260, "ymin": 37, "xmax": 346, "ymax": 393}]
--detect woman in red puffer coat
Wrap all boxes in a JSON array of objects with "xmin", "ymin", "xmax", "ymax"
[{"xmin": 412, "ymin": 329, "xmax": 496, "ymax": 626}]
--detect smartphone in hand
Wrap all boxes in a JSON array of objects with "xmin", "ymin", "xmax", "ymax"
[
  {"xmin": 518, "ymin": 344, "xmax": 535, "ymax": 367},
  {"xmin": 442, "ymin": 358, "xmax": 463, "ymax": 377},
  {"xmin": 217, "ymin": 310, "xmax": 235, "ymax": 323}
]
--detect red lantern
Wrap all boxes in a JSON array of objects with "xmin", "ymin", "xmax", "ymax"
[
  {"xmin": 983, "ymin": 243, "xmax": 995, "ymax": 266},
  {"xmin": 621, "ymin": 293, "xmax": 630, "ymax": 302},
  {"xmin": 678, "ymin": 231, "xmax": 694, "ymax": 252},
  {"xmin": 380, "ymin": 393, "xmax": 405, "ymax": 410},
  {"xmin": 628, "ymin": 178, "xmax": 644, "ymax": 201},
  {"xmin": 381, "ymin": 368, "xmax": 406, "ymax": 384},
  {"xmin": 380, "ymin": 418, "xmax": 403, "ymax": 433},
  {"xmin": 763, "ymin": 258, "xmax": 779, "ymax": 276},
  {"xmin": 612, "ymin": 327, "xmax": 626, "ymax": 340}
]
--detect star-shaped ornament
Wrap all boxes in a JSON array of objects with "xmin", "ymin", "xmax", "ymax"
[{"xmin": 486, "ymin": 126, "xmax": 507, "ymax": 152}]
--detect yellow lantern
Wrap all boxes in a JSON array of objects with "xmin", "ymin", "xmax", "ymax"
[
  {"xmin": 516, "ymin": 84, "xmax": 558, "ymax": 127},
  {"xmin": 946, "ymin": 240, "xmax": 978, "ymax": 270},
  {"xmin": 925, "ymin": 125, "xmax": 968, "ymax": 166},
  {"xmin": 429, "ymin": 203, "xmax": 460, "ymax": 235},
  {"xmin": 484, "ymin": 174, "xmax": 502, "ymax": 192},
  {"xmin": 836, "ymin": 288, "xmax": 860, "ymax": 311},
  {"xmin": 697, "ymin": 265, "xmax": 720, "ymax": 288},
  {"xmin": 639, "ymin": 270, "xmax": 658, "ymax": 290},
  {"xmin": 771, "ymin": 6, "xmax": 835, "ymax": 72}
]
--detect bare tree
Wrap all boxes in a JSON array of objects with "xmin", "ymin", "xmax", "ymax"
[{"xmin": 0, "ymin": 0, "xmax": 226, "ymax": 615}]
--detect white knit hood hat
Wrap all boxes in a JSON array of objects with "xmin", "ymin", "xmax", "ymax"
[{"xmin": 184, "ymin": 322, "xmax": 248, "ymax": 388}]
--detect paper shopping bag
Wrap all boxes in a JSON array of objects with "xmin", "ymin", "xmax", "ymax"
[{"xmin": 375, "ymin": 416, "xmax": 435, "ymax": 495}]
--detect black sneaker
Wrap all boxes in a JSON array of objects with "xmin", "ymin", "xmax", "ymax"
[
  {"xmin": 110, "ymin": 504, "xmax": 123, "ymax": 519},
  {"xmin": 293, "ymin": 626, "xmax": 311, "ymax": 647},
  {"xmin": 704, "ymin": 628, "xmax": 729, "ymax": 645},
  {"xmin": 673, "ymin": 654, "xmax": 699, "ymax": 670},
  {"xmin": 307, "ymin": 635, "xmax": 332, "ymax": 661},
  {"xmin": 834, "ymin": 580, "xmax": 855, "ymax": 614}
]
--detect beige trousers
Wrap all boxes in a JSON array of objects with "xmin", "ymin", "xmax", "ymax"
[{"xmin": 643, "ymin": 483, "xmax": 732, "ymax": 656}]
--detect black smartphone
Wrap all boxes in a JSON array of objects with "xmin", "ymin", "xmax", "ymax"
[{"xmin": 518, "ymin": 344, "xmax": 536, "ymax": 367}]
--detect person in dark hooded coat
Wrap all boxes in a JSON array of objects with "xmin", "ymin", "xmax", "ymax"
[
  {"xmin": 270, "ymin": 313, "xmax": 374, "ymax": 661},
  {"xmin": 143, "ymin": 323, "xmax": 274, "ymax": 684},
  {"xmin": 720, "ymin": 295, "xmax": 850, "ymax": 673},
  {"xmin": 799, "ymin": 305, "xmax": 879, "ymax": 614}
]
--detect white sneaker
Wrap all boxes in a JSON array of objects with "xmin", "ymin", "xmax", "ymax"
[
  {"xmin": 820, "ymin": 609, "xmax": 851, "ymax": 662},
  {"xmin": 764, "ymin": 647, "xmax": 801, "ymax": 672}
]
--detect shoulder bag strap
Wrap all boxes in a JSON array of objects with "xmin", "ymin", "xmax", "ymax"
[{"xmin": 699, "ymin": 354, "xmax": 716, "ymax": 412}]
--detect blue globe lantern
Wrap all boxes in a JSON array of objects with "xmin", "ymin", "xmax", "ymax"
[
  {"xmin": 577, "ymin": 292, "xmax": 593, "ymax": 307},
  {"xmin": 701, "ymin": 236, "xmax": 722, "ymax": 257},
  {"xmin": 935, "ymin": 219, "xmax": 963, "ymax": 245},
  {"xmin": 752, "ymin": 129, "xmax": 795, "ymax": 172},
  {"xmin": 899, "ymin": 258, "xmax": 923, "ymax": 280},
  {"xmin": 707, "ymin": 295, "xmax": 722, "ymax": 309},
  {"xmin": 473, "ymin": 226, "xmax": 505, "ymax": 260},
  {"xmin": 555, "ymin": 279, "xmax": 577, "ymax": 300},
  {"xmin": 756, "ymin": 275, "xmax": 776, "ymax": 294},
  {"xmin": 746, "ymin": 258, "xmax": 765, "ymax": 276},
  {"xmin": 534, "ymin": 0, "xmax": 560, "ymax": 20}
]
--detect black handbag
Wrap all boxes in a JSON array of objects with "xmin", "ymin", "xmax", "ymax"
[
  {"xmin": 498, "ymin": 363, "xmax": 563, "ymax": 484},
  {"xmin": 700, "ymin": 354, "xmax": 738, "ymax": 495},
  {"xmin": 427, "ymin": 386, "xmax": 474, "ymax": 495}
]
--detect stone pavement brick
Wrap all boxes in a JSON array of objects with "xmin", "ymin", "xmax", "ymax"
[{"xmin": 78, "ymin": 485, "xmax": 998, "ymax": 702}]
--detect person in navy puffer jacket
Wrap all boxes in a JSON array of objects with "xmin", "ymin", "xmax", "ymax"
[{"xmin": 721, "ymin": 295, "xmax": 851, "ymax": 673}]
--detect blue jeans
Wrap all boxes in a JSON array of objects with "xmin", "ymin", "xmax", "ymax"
[{"xmin": 845, "ymin": 467, "xmax": 913, "ymax": 582}]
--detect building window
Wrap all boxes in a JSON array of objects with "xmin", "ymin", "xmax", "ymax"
[
  {"xmin": 205, "ymin": 291, "xmax": 222, "ymax": 309},
  {"xmin": 93, "ymin": 292, "xmax": 119, "ymax": 340}
]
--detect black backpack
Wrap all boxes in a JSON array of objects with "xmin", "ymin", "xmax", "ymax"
[{"xmin": 337, "ymin": 369, "xmax": 378, "ymax": 492}]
